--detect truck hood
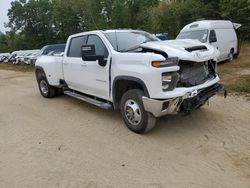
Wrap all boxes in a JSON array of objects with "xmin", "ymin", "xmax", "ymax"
[{"xmin": 140, "ymin": 39, "xmax": 220, "ymax": 62}]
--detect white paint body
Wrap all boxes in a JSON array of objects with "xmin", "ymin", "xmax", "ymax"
[
  {"xmin": 36, "ymin": 30, "xmax": 220, "ymax": 104},
  {"xmin": 177, "ymin": 20, "xmax": 239, "ymax": 62}
]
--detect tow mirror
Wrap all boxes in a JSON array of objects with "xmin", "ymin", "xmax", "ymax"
[{"xmin": 81, "ymin": 45, "xmax": 107, "ymax": 67}]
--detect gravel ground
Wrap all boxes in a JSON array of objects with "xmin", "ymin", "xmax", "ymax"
[{"xmin": 0, "ymin": 69, "xmax": 249, "ymax": 188}]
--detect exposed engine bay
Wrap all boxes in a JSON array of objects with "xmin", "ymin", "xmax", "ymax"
[
  {"xmin": 177, "ymin": 60, "xmax": 217, "ymax": 87},
  {"xmin": 138, "ymin": 46, "xmax": 218, "ymax": 88}
]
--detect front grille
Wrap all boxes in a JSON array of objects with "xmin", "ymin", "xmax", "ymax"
[{"xmin": 177, "ymin": 60, "xmax": 216, "ymax": 87}]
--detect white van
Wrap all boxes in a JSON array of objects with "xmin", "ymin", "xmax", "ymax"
[{"xmin": 177, "ymin": 20, "xmax": 241, "ymax": 62}]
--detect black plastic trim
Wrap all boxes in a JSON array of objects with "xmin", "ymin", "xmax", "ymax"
[
  {"xmin": 109, "ymin": 58, "xmax": 112, "ymax": 97},
  {"xmin": 162, "ymin": 72, "xmax": 179, "ymax": 91},
  {"xmin": 185, "ymin": 45, "xmax": 207, "ymax": 52},
  {"xmin": 35, "ymin": 66, "xmax": 45, "ymax": 81},
  {"xmin": 112, "ymin": 76, "xmax": 150, "ymax": 109},
  {"xmin": 181, "ymin": 83, "xmax": 223, "ymax": 112}
]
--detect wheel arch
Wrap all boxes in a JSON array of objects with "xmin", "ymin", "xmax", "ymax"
[
  {"xmin": 112, "ymin": 76, "xmax": 149, "ymax": 110},
  {"xmin": 35, "ymin": 66, "xmax": 47, "ymax": 81}
]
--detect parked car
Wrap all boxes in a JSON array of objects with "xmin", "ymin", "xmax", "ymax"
[
  {"xmin": 7, "ymin": 50, "xmax": 40, "ymax": 65},
  {"xmin": 0, "ymin": 53, "xmax": 10, "ymax": 63},
  {"xmin": 12, "ymin": 51, "xmax": 29, "ymax": 65},
  {"xmin": 8, "ymin": 51, "xmax": 19, "ymax": 64},
  {"xmin": 22, "ymin": 50, "xmax": 40, "ymax": 65},
  {"xmin": 40, "ymin": 44, "xmax": 66, "ymax": 56},
  {"xmin": 177, "ymin": 20, "xmax": 241, "ymax": 62},
  {"xmin": 155, "ymin": 33, "xmax": 169, "ymax": 40},
  {"xmin": 35, "ymin": 29, "xmax": 223, "ymax": 134}
]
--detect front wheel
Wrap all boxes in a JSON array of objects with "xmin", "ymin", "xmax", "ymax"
[{"xmin": 120, "ymin": 89, "xmax": 156, "ymax": 134}]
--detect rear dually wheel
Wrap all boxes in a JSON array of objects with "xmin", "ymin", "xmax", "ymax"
[{"xmin": 37, "ymin": 71, "xmax": 57, "ymax": 98}]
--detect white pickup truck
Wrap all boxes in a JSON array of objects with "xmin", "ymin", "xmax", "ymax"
[{"xmin": 35, "ymin": 30, "xmax": 223, "ymax": 134}]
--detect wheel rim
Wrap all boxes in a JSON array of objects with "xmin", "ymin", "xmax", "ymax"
[
  {"xmin": 124, "ymin": 99, "xmax": 142, "ymax": 126},
  {"xmin": 229, "ymin": 52, "xmax": 233, "ymax": 61},
  {"xmin": 40, "ymin": 80, "xmax": 48, "ymax": 95}
]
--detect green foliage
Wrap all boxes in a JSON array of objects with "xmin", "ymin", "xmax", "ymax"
[
  {"xmin": 219, "ymin": 0, "xmax": 250, "ymax": 40},
  {"xmin": 52, "ymin": 0, "xmax": 82, "ymax": 41},
  {"xmin": 0, "ymin": 32, "xmax": 8, "ymax": 52},
  {"xmin": 149, "ymin": 0, "xmax": 222, "ymax": 38},
  {"xmin": 0, "ymin": 0, "xmax": 249, "ymax": 52}
]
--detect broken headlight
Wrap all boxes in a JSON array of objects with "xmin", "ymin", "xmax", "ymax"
[
  {"xmin": 162, "ymin": 75, "xmax": 172, "ymax": 90},
  {"xmin": 162, "ymin": 72, "xmax": 179, "ymax": 91}
]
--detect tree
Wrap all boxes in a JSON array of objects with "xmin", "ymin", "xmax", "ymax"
[
  {"xmin": 4, "ymin": 0, "xmax": 250, "ymax": 51},
  {"xmin": 52, "ymin": 0, "xmax": 82, "ymax": 42},
  {"xmin": 0, "ymin": 32, "xmax": 8, "ymax": 52},
  {"xmin": 7, "ymin": 0, "xmax": 55, "ymax": 49},
  {"xmin": 220, "ymin": 0, "xmax": 250, "ymax": 40}
]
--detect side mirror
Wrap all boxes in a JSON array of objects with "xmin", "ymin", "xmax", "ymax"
[{"xmin": 81, "ymin": 45, "xmax": 107, "ymax": 67}]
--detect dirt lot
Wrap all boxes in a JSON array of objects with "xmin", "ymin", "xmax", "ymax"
[{"xmin": 0, "ymin": 69, "xmax": 250, "ymax": 188}]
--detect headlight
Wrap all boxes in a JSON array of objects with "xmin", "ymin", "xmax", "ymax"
[
  {"xmin": 152, "ymin": 57, "xmax": 178, "ymax": 68},
  {"xmin": 162, "ymin": 75, "xmax": 172, "ymax": 90},
  {"xmin": 162, "ymin": 72, "xmax": 179, "ymax": 91}
]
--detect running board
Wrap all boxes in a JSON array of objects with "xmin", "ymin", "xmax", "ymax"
[{"xmin": 64, "ymin": 90, "xmax": 113, "ymax": 110}]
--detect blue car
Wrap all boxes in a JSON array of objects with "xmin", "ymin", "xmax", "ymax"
[{"xmin": 155, "ymin": 33, "xmax": 169, "ymax": 41}]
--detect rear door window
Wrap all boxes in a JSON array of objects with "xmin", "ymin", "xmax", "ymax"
[{"xmin": 68, "ymin": 36, "xmax": 87, "ymax": 57}]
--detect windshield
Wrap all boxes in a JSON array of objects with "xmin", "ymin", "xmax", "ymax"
[
  {"xmin": 176, "ymin": 30, "xmax": 208, "ymax": 43},
  {"xmin": 104, "ymin": 31, "xmax": 159, "ymax": 52}
]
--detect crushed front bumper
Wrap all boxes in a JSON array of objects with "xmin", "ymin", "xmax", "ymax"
[{"xmin": 142, "ymin": 83, "xmax": 224, "ymax": 117}]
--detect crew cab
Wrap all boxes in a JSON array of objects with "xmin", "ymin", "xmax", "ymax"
[{"xmin": 35, "ymin": 30, "xmax": 223, "ymax": 134}]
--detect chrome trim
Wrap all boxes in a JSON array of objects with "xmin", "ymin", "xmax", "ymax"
[
  {"xmin": 142, "ymin": 96, "xmax": 182, "ymax": 117},
  {"xmin": 40, "ymin": 80, "xmax": 49, "ymax": 95},
  {"xmin": 142, "ymin": 82, "xmax": 223, "ymax": 117},
  {"xmin": 64, "ymin": 90, "xmax": 113, "ymax": 110},
  {"xmin": 124, "ymin": 99, "xmax": 142, "ymax": 126}
]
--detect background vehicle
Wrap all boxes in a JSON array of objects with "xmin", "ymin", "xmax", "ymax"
[
  {"xmin": 177, "ymin": 20, "xmax": 241, "ymax": 62},
  {"xmin": 22, "ymin": 50, "xmax": 40, "ymax": 65},
  {"xmin": 39, "ymin": 44, "xmax": 66, "ymax": 56},
  {"xmin": 155, "ymin": 33, "xmax": 169, "ymax": 41},
  {"xmin": 35, "ymin": 30, "xmax": 223, "ymax": 134},
  {"xmin": 1, "ymin": 45, "xmax": 65, "ymax": 65},
  {"xmin": 12, "ymin": 50, "xmax": 37, "ymax": 65},
  {"xmin": 8, "ymin": 51, "xmax": 20, "ymax": 64},
  {"xmin": 5, "ymin": 50, "xmax": 40, "ymax": 65},
  {"xmin": 0, "ymin": 53, "xmax": 10, "ymax": 63}
]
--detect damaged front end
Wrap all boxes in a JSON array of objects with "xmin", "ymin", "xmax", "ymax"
[
  {"xmin": 180, "ymin": 83, "xmax": 224, "ymax": 113},
  {"xmin": 140, "ymin": 42, "xmax": 225, "ymax": 116},
  {"xmin": 142, "ymin": 81, "xmax": 224, "ymax": 117},
  {"xmin": 176, "ymin": 59, "xmax": 225, "ymax": 113},
  {"xmin": 177, "ymin": 60, "xmax": 217, "ymax": 87}
]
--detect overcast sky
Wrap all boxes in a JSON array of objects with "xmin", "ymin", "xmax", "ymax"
[{"xmin": 0, "ymin": 0, "xmax": 12, "ymax": 33}]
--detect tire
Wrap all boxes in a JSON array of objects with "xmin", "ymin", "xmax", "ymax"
[
  {"xmin": 37, "ymin": 73, "xmax": 57, "ymax": 98},
  {"xmin": 120, "ymin": 89, "xmax": 156, "ymax": 134},
  {"xmin": 56, "ymin": 88, "xmax": 64, "ymax": 96},
  {"xmin": 228, "ymin": 49, "xmax": 234, "ymax": 62}
]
